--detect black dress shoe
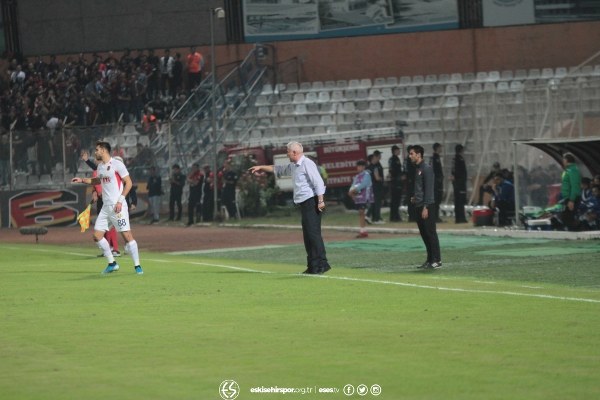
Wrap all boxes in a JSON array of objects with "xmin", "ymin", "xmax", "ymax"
[
  {"xmin": 319, "ymin": 265, "xmax": 331, "ymax": 274},
  {"xmin": 302, "ymin": 268, "xmax": 319, "ymax": 274}
]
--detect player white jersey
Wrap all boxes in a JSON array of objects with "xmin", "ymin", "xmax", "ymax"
[{"xmin": 96, "ymin": 157, "xmax": 129, "ymax": 205}]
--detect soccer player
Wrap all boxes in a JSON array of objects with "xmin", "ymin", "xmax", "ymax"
[{"xmin": 72, "ymin": 141, "xmax": 143, "ymax": 275}]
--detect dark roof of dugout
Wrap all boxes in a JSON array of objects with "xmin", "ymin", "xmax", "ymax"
[{"xmin": 513, "ymin": 136, "xmax": 600, "ymax": 175}]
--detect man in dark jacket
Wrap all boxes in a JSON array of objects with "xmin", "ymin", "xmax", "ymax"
[
  {"xmin": 186, "ymin": 163, "xmax": 203, "ymax": 226},
  {"xmin": 431, "ymin": 143, "xmax": 444, "ymax": 223},
  {"xmin": 147, "ymin": 166, "xmax": 162, "ymax": 223},
  {"xmin": 451, "ymin": 144, "xmax": 468, "ymax": 223},
  {"xmin": 388, "ymin": 145, "xmax": 403, "ymax": 222},
  {"xmin": 168, "ymin": 164, "xmax": 185, "ymax": 221},
  {"xmin": 410, "ymin": 145, "xmax": 441, "ymax": 269}
]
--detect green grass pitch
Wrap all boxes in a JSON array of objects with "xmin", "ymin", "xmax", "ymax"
[{"xmin": 1, "ymin": 234, "xmax": 600, "ymax": 399}]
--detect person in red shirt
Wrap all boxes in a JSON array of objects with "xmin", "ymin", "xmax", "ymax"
[{"xmin": 186, "ymin": 47, "xmax": 204, "ymax": 91}]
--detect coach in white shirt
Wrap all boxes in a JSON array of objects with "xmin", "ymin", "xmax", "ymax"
[{"xmin": 249, "ymin": 141, "xmax": 331, "ymax": 275}]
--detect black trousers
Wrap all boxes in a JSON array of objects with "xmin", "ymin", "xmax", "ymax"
[
  {"xmin": 434, "ymin": 188, "xmax": 443, "ymax": 221},
  {"xmin": 453, "ymin": 184, "xmax": 467, "ymax": 222},
  {"xmin": 415, "ymin": 206, "xmax": 441, "ymax": 263},
  {"xmin": 299, "ymin": 197, "xmax": 329, "ymax": 273},
  {"xmin": 389, "ymin": 185, "xmax": 402, "ymax": 221},
  {"xmin": 371, "ymin": 184, "xmax": 384, "ymax": 221},
  {"xmin": 169, "ymin": 190, "xmax": 182, "ymax": 220},
  {"xmin": 187, "ymin": 193, "xmax": 201, "ymax": 225}
]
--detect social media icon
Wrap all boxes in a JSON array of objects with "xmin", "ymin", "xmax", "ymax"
[
  {"xmin": 357, "ymin": 384, "xmax": 368, "ymax": 396},
  {"xmin": 371, "ymin": 384, "xmax": 382, "ymax": 396},
  {"xmin": 343, "ymin": 384, "xmax": 355, "ymax": 396}
]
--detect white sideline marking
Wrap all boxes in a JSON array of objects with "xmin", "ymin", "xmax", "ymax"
[
  {"xmin": 162, "ymin": 259, "xmax": 600, "ymax": 304},
  {"xmin": 169, "ymin": 244, "xmax": 288, "ymax": 255},
  {"xmin": 6, "ymin": 247, "xmax": 600, "ymax": 304}
]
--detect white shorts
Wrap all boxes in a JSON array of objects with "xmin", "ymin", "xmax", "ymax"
[{"xmin": 94, "ymin": 202, "xmax": 131, "ymax": 233}]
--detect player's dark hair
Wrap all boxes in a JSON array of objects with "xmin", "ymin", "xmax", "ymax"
[{"xmin": 96, "ymin": 140, "xmax": 111, "ymax": 153}]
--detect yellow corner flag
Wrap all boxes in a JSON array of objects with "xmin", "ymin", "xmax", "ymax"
[{"xmin": 77, "ymin": 204, "xmax": 92, "ymax": 232}]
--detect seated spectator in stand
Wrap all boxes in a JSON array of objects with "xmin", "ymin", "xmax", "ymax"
[{"xmin": 490, "ymin": 172, "xmax": 515, "ymax": 226}]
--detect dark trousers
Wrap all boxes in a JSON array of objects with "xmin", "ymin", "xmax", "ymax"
[
  {"xmin": 416, "ymin": 206, "xmax": 441, "ymax": 263},
  {"xmin": 453, "ymin": 184, "xmax": 467, "ymax": 222},
  {"xmin": 434, "ymin": 189, "xmax": 443, "ymax": 222},
  {"xmin": 370, "ymin": 184, "xmax": 383, "ymax": 221},
  {"xmin": 203, "ymin": 191, "xmax": 214, "ymax": 222},
  {"xmin": 561, "ymin": 198, "xmax": 581, "ymax": 231},
  {"xmin": 222, "ymin": 189, "xmax": 237, "ymax": 219},
  {"xmin": 187, "ymin": 194, "xmax": 201, "ymax": 225},
  {"xmin": 169, "ymin": 191, "xmax": 182, "ymax": 220},
  {"xmin": 299, "ymin": 197, "xmax": 329, "ymax": 273},
  {"xmin": 496, "ymin": 200, "xmax": 515, "ymax": 226},
  {"xmin": 389, "ymin": 185, "xmax": 402, "ymax": 221}
]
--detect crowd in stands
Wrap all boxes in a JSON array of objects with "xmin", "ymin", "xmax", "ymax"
[{"xmin": 0, "ymin": 47, "xmax": 205, "ymax": 184}]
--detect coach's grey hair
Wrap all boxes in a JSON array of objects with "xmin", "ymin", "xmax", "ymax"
[{"xmin": 287, "ymin": 141, "xmax": 303, "ymax": 153}]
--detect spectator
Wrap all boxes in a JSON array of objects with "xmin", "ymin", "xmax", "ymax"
[
  {"xmin": 349, "ymin": 160, "xmax": 374, "ymax": 238},
  {"xmin": 451, "ymin": 144, "xmax": 468, "ymax": 223},
  {"xmin": 221, "ymin": 161, "xmax": 239, "ymax": 219},
  {"xmin": 146, "ymin": 49, "xmax": 160, "ymax": 99},
  {"xmin": 171, "ymin": 53, "xmax": 184, "ymax": 98},
  {"xmin": 186, "ymin": 163, "xmax": 203, "ymax": 226},
  {"xmin": 64, "ymin": 129, "xmax": 81, "ymax": 175},
  {"xmin": 186, "ymin": 47, "xmax": 204, "ymax": 91},
  {"xmin": 25, "ymin": 130, "xmax": 38, "ymax": 176},
  {"xmin": 202, "ymin": 164, "xmax": 215, "ymax": 222},
  {"xmin": 116, "ymin": 76, "xmax": 132, "ymax": 122},
  {"xmin": 168, "ymin": 164, "xmax": 185, "ymax": 221},
  {"xmin": 159, "ymin": 49, "xmax": 174, "ymax": 98},
  {"xmin": 147, "ymin": 165, "xmax": 162, "ymax": 223}
]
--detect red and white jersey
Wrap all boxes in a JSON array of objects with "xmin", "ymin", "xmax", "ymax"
[{"xmin": 96, "ymin": 157, "xmax": 129, "ymax": 206}]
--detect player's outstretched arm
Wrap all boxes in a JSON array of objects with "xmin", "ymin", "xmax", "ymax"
[{"xmin": 71, "ymin": 177, "xmax": 101, "ymax": 185}]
